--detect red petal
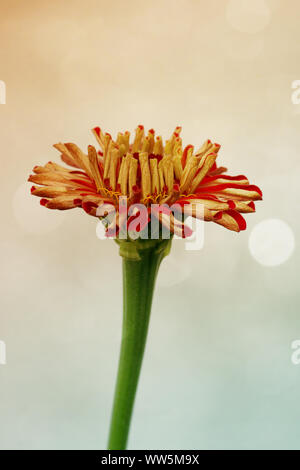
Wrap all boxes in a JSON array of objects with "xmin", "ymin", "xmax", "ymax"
[
  {"xmin": 181, "ymin": 145, "xmax": 193, "ymax": 168},
  {"xmin": 226, "ymin": 210, "xmax": 247, "ymax": 231}
]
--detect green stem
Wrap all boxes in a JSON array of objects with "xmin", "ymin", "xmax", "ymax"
[{"xmin": 107, "ymin": 238, "xmax": 172, "ymax": 450}]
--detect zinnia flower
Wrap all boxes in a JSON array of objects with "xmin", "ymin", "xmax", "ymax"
[
  {"xmin": 28, "ymin": 125, "xmax": 262, "ymax": 450},
  {"xmin": 29, "ymin": 125, "xmax": 262, "ymax": 237}
]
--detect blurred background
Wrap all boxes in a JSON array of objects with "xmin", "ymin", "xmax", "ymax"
[{"xmin": 0, "ymin": 0, "xmax": 299, "ymax": 450}]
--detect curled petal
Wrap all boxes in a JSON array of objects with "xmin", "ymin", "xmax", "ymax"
[
  {"xmin": 82, "ymin": 201, "xmax": 98, "ymax": 217},
  {"xmin": 183, "ymin": 197, "xmax": 234, "ymax": 212},
  {"xmin": 61, "ymin": 152, "xmax": 80, "ymax": 168},
  {"xmin": 31, "ymin": 185, "xmax": 71, "ymax": 198},
  {"xmin": 82, "ymin": 194, "xmax": 112, "ymax": 205},
  {"xmin": 32, "ymin": 165, "xmax": 51, "ymax": 174},
  {"xmin": 196, "ymin": 183, "xmax": 262, "ymax": 201},
  {"xmin": 41, "ymin": 195, "xmax": 81, "ymax": 210},
  {"xmin": 208, "ymin": 166, "xmax": 227, "ymax": 176},
  {"xmin": 53, "ymin": 143, "xmax": 80, "ymax": 168},
  {"xmin": 212, "ymin": 210, "xmax": 247, "ymax": 232},
  {"xmin": 201, "ymin": 174, "xmax": 249, "ymax": 186},
  {"xmin": 234, "ymin": 201, "xmax": 256, "ymax": 213},
  {"xmin": 28, "ymin": 171, "xmax": 92, "ymax": 190}
]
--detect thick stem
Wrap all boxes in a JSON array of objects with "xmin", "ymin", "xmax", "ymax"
[{"xmin": 107, "ymin": 239, "xmax": 171, "ymax": 450}]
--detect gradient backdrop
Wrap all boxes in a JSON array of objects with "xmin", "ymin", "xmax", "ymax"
[{"xmin": 1, "ymin": 0, "xmax": 300, "ymax": 450}]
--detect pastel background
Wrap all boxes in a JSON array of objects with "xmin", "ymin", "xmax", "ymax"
[{"xmin": 1, "ymin": 0, "xmax": 299, "ymax": 450}]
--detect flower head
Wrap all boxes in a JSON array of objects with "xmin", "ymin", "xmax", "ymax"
[{"xmin": 29, "ymin": 125, "xmax": 262, "ymax": 237}]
